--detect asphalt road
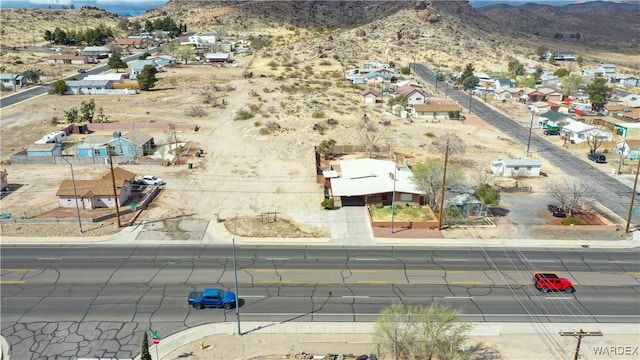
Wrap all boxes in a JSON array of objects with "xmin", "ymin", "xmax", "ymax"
[
  {"xmin": 2, "ymin": 245, "xmax": 639, "ymax": 359},
  {"xmin": 0, "ymin": 51, "xmax": 154, "ymax": 109},
  {"xmin": 414, "ymin": 64, "xmax": 640, "ymax": 227}
]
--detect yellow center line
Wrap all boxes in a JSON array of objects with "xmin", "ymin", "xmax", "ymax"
[{"xmin": 0, "ymin": 280, "xmax": 26, "ymax": 284}]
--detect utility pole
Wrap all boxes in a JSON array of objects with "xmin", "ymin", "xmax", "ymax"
[
  {"xmin": 390, "ymin": 152, "xmax": 398, "ymax": 234},
  {"xmin": 468, "ymin": 91, "xmax": 472, "ymax": 114},
  {"xmin": 559, "ymin": 329, "xmax": 602, "ymax": 360},
  {"xmin": 437, "ymin": 140, "xmax": 450, "ymax": 230},
  {"xmin": 107, "ymin": 147, "xmax": 122, "ymax": 228},
  {"xmin": 59, "ymin": 156, "xmax": 83, "ymax": 234},
  {"xmin": 526, "ymin": 109, "xmax": 536, "ymax": 156},
  {"xmin": 232, "ymin": 213, "xmax": 241, "ymax": 336},
  {"xmin": 625, "ymin": 158, "xmax": 640, "ymax": 233}
]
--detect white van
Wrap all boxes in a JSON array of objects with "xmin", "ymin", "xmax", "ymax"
[{"xmin": 35, "ymin": 131, "xmax": 66, "ymax": 144}]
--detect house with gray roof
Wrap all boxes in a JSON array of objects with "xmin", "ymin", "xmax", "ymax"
[
  {"xmin": 491, "ymin": 158, "xmax": 541, "ymax": 177},
  {"xmin": 130, "ymin": 59, "xmax": 164, "ymax": 80},
  {"xmin": 64, "ymin": 80, "xmax": 113, "ymax": 95},
  {"xmin": 1, "ymin": 73, "xmax": 27, "ymax": 88},
  {"xmin": 494, "ymin": 78, "xmax": 515, "ymax": 90},
  {"xmin": 108, "ymin": 130, "xmax": 155, "ymax": 157}
]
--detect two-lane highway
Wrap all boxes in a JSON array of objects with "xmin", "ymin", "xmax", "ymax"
[
  {"xmin": 414, "ymin": 64, "xmax": 640, "ymax": 227},
  {"xmin": 2, "ymin": 245, "xmax": 639, "ymax": 359}
]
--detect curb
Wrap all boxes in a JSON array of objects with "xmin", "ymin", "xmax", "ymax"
[{"xmin": 133, "ymin": 322, "xmax": 640, "ymax": 360}]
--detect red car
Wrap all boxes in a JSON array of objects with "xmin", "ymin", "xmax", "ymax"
[{"xmin": 533, "ymin": 273, "xmax": 575, "ymax": 293}]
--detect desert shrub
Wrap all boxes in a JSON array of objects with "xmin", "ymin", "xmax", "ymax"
[
  {"xmin": 234, "ymin": 109, "xmax": 255, "ymax": 120},
  {"xmin": 254, "ymin": 121, "xmax": 262, "ymax": 127},
  {"xmin": 248, "ymin": 103, "xmax": 261, "ymax": 112},
  {"xmin": 326, "ymin": 118, "xmax": 338, "ymax": 125},
  {"xmin": 319, "ymin": 60, "xmax": 332, "ymax": 66},
  {"xmin": 49, "ymin": 116, "xmax": 59, "ymax": 125},
  {"xmin": 424, "ymin": 132, "xmax": 436, "ymax": 138},
  {"xmin": 313, "ymin": 123, "xmax": 325, "ymax": 134},
  {"xmin": 267, "ymin": 60, "xmax": 279, "ymax": 67},
  {"xmin": 312, "ymin": 110, "xmax": 325, "ymax": 119},
  {"xmin": 321, "ymin": 198, "xmax": 334, "ymax": 209},
  {"xmin": 185, "ymin": 105, "xmax": 205, "ymax": 117},
  {"xmin": 304, "ymin": 65, "xmax": 313, "ymax": 73}
]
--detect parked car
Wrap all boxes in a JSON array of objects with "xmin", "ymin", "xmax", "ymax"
[
  {"xmin": 532, "ymin": 273, "xmax": 575, "ymax": 293},
  {"xmin": 77, "ymin": 69, "xmax": 86, "ymax": 73},
  {"xmin": 137, "ymin": 175, "xmax": 164, "ymax": 185},
  {"xmin": 548, "ymin": 204, "xmax": 567, "ymax": 218},
  {"xmin": 188, "ymin": 288, "xmax": 236, "ymax": 310},
  {"xmin": 543, "ymin": 129, "xmax": 560, "ymax": 136},
  {"xmin": 588, "ymin": 152, "xmax": 607, "ymax": 163}
]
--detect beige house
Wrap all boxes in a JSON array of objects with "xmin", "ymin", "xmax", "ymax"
[
  {"xmin": 412, "ymin": 103, "xmax": 462, "ymax": 121},
  {"xmin": 47, "ymin": 54, "xmax": 88, "ymax": 65},
  {"xmin": 56, "ymin": 167, "xmax": 136, "ymax": 209},
  {"xmin": 361, "ymin": 88, "xmax": 381, "ymax": 104}
]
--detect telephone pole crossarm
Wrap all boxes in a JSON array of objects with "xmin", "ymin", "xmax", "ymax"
[{"xmin": 560, "ymin": 329, "xmax": 603, "ymax": 360}]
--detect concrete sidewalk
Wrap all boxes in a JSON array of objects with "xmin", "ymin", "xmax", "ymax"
[
  {"xmin": 140, "ymin": 322, "xmax": 640, "ymax": 360},
  {"xmin": 2, "ymin": 221, "xmax": 640, "ymax": 248}
]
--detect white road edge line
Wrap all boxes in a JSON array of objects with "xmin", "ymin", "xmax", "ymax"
[{"xmin": 353, "ymin": 258, "xmax": 379, "ymax": 261}]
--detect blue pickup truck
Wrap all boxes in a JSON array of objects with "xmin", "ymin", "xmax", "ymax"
[{"xmin": 188, "ymin": 288, "xmax": 236, "ymax": 310}]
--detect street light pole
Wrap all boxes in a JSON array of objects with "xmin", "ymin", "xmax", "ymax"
[
  {"xmin": 59, "ymin": 156, "xmax": 83, "ymax": 234},
  {"xmin": 232, "ymin": 213, "xmax": 241, "ymax": 336},
  {"xmin": 390, "ymin": 152, "xmax": 398, "ymax": 234}
]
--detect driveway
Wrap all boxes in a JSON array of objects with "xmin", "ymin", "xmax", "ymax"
[{"xmin": 328, "ymin": 206, "xmax": 374, "ymax": 245}]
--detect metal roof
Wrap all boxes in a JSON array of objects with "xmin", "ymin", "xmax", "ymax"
[{"xmin": 330, "ymin": 159, "xmax": 421, "ymax": 197}]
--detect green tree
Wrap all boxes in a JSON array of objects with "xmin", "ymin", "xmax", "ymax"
[
  {"xmin": 139, "ymin": 52, "xmax": 151, "ymax": 60},
  {"xmin": 117, "ymin": 18, "xmax": 130, "ymax": 31},
  {"xmin": 137, "ymin": 65, "xmax": 158, "ymax": 91},
  {"xmin": 388, "ymin": 95, "xmax": 408, "ymax": 108},
  {"xmin": 375, "ymin": 302, "xmax": 471, "ymax": 360},
  {"xmin": 64, "ymin": 107, "xmax": 79, "ymax": 123},
  {"xmin": 459, "ymin": 63, "xmax": 474, "ymax": 83},
  {"xmin": 534, "ymin": 65, "xmax": 544, "ymax": 82},
  {"xmin": 316, "ymin": 139, "xmax": 337, "ymax": 159},
  {"xmin": 79, "ymin": 99, "xmax": 96, "ymax": 123},
  {"xmin": 507, "ymin": 59, "xmax": 525, "ymax": 77},
  {"xmin": 535, "ymin": 46, "xmax": 547, "ymax": 59},
  {"xmin": 130, "ymin": 20, "xmax": 142, "ymax": 34},
  {"xmin": 474, "ymin": 183, "xmax": 500, "ymax": 207},
  {"xmin": 108, "ymin": 52, "xmax": 127, "ymax": 73},
  {"xmin": 561, "ymin": 74, "xmax": 583, "ymax": 96},
  {"xmin": 144, "ymin": 20, "xmax": 154, "ymax": 33},
  {"xmin": 399, "ymin": 66, "xmax": 410, "ymax": 75},
  {"xmin": 410, "ymin": 158, "xmax": 465, "ymax": 209},
  {"xmin": 44, "ymin": 30, "xmax": 52, "ymax": 42},
  {"xmin": 587, "ymin": 75, "xmax": 612, "ymax": 110},
  {"xmin": 95, "ymin": 107, "xmax": 111, "ymax": 123},
  {"xmin": 22, "ymin": 69, "xmax": 40, "ymax": 84},
  {"xmin": 176, "ymin": 45, "xmax": 193, "ymax": 64},
  {"xmin": 140, "ymin": 333, "xmax": 152, "ymax": 360},
  {"xmin": 462, "ymin": 75, "xmax": 479, "ymax": 91},
  {"xmin": 576, "ymin": 55, "xmax": 584, "ymax": 68},
  {"xmin": 553, "ymin": 68, "xmax": 569, "ymax": 77},
  {"xmin": 52, "ymin": 80, "xmax": 67, "ymax": 95}
]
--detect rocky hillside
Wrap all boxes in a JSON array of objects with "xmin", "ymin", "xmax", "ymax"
[{"xmin": 477, "ymin": 1, "xmax": 640, "ymax": 52}]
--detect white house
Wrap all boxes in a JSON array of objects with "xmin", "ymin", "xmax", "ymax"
[
  {"xmin": 84, "ymin": 73, "xmax": 129, "ymax": 83},
  {"xmin": 491, "ymin": 158, "xmax": 541, "ymax": 177},
  {"xmin": 329, "ymin": 158, "xmax": 422, "ymax": 206},
  {"xmin": 394, "ymin": 85, "xmax": 428, "ymax": 105},
  {"xmin": 562, "ymin": 120, "xmax": 613, "ymax": 144},
  {"xmin": 598, "ymin": 63, "xmax": 616, "ymax": 79},
  {"xmin": 620, "ymin": 77, "xmax": 640, "ymax": 88}
]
